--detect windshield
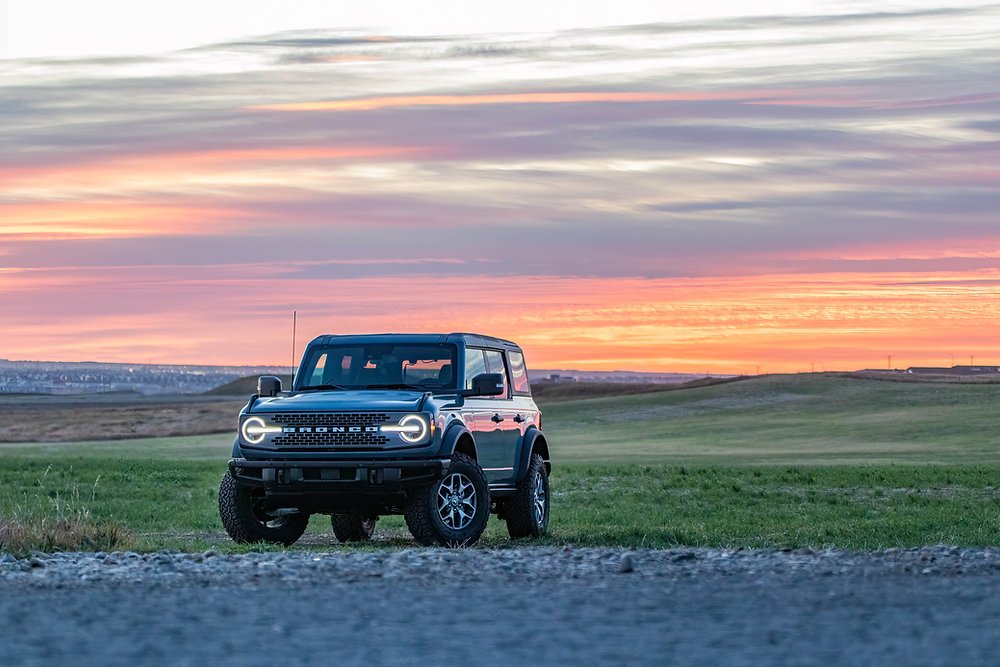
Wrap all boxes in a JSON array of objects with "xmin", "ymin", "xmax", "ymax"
[{"xmin": 295, "ymin": 343, "xmax": 458, "ymax": 392}]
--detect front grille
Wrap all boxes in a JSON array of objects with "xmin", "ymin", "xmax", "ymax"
[{"xmin": 269, "ymin": 412, "xmax": 390, "ymax": 447}]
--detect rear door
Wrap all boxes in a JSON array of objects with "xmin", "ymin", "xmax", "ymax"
[{"xmin": 506, "ymin": 349, "xmax": 540, "ymax": 479}]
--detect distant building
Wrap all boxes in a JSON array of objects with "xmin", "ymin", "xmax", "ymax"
[
  {"xmin": 0, "ymin": 360, "xmax": 288, "ymax": 395},
  {"xmin": 907, "ymin": 365, "xmax": 1000, "ymax": 376},
  {"xmin": 544, "ymin": 374, "xmax": 577, "ymax": 383}
]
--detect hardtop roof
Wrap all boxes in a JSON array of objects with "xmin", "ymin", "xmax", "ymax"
[{"xmin": 306, "ymin": 332, "xmax": 522, "ymax": 351}]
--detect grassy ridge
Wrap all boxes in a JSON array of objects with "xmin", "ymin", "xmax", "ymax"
[
  {"xmin": 7, "ymin": 373, "xmax": 1000, "ymax": 464},
  {"xmin": 543, "ymin": 374, "xmax": 1000, "ymax": 464}
]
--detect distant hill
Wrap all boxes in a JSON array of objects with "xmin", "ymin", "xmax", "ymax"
[
  {"xmin": 531, "ymin": 377, "xmax": 745, "ymax": 402},
  {"xmin": 531, "ymin": 369, "xmax": 733, "ymax": 383},
  {"xmin": 841, "ymin": 371, "xmax": 1000, "ymax": 384},
  {"xmin": 540, "ymin": 372, "xmax": 1000, "ymax": 465},
  {"xmin": 206, "ymin": 375, "xmax": 294, "ymax": 395},
  {"xmin": 205, "ymin": 375, "xmax": 742, "ymax": 399},
  {"xmin": 0, "ymin": 359, "xmax": 286, "ymax": 395},
  {"xmin": 21, "ymin": 372, "xmax": 1000, "ymax": 463}
]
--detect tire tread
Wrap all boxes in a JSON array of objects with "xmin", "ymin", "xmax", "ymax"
[
  {"xmin": 506, "ymin": 453, "xmax": 549, "ymax": 539},
  {"xmin": 331, "ymin": 512, "xmax": 376, "ymax": 543},
  {"xmin": 404, "ymin": 452, "xmax": 490, "ymax": 547},
  {"xmin": 218, "ymin": 471, "xmax": 308, "ymax": 546}
]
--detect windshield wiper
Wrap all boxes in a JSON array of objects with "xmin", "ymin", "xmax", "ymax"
[
  {"xmin": 371, "ymin": 383, "xmax": 436, "ymax": 391},
  {"xmin": 296, "ymin": 384, "xmax": 348, "ymax": 392}
]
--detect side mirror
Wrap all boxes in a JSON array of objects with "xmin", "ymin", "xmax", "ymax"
[
  {"xmin": 469, "ymin": 372, "xmax": 505, "ymax": 397},
  {"xmin": 257, "ymin": 375, "xmax": 282, "ymax": 397}
]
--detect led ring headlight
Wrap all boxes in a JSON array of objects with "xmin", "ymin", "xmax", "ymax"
[
  {"xmin": 241, "ymin": 416, "xmax": 283, "ymax": 444},
  {"xmin": 380, "ymin": 414, "xmax": 430, "ymax": 443}
]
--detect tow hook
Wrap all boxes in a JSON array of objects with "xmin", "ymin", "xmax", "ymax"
[{"xmin": 269, "ymin": 508, "xmax": 300, "ymax": 516}]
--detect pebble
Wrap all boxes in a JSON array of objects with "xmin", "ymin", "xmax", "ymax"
[
  {"xmin": 618, "ymin": 554, "xmax": 635, "ymax": 573},
  {"xmin": 0, "ymin": 546, "xmax": 997, "ymax": 586}
]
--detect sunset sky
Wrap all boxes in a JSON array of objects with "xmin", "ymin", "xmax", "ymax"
[{"xmin": 2, "ymin": 1, "xmax": 999, "ymax": 372}]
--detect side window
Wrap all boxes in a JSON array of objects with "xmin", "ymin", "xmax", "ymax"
[
  {"xmin": 308, "ymin": 353, "xmax": 328, "ymax": 386},
  {"xmin": 464, "ymin": 348, "xmax": 488, "ymax": 390},
  {"xmin": 508, "ymin": 351, "xmax": 531, "ymax": 395},
  {"xmin": 483, "ymin": 349, "xmax": 509, "ymax": 398}
]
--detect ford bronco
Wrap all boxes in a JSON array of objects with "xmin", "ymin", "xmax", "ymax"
[{"xmin": 219, "ymin": 333, "xmax": 550, "ymax": 547}]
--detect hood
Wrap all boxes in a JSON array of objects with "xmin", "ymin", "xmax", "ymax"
[{"xmin": 248, "ymin": 390, "xmax": 428, "ymax": 414}]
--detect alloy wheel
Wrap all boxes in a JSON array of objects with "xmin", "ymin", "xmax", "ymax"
[
  {"xmin": 437, "ymin": 472, "xmax": 477, "ymax": 530},
  {"xmin": 532, "ymin": 472, "xmax": 546, "ymax": 525}
]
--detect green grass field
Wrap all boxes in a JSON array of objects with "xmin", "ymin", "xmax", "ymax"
[{"xmin": 2, "ymin": 374, "xmax": 999, "ymax": 553}]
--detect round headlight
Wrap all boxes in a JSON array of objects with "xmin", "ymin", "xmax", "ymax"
[
  {"xmin": 381, "ymin": 414, "xmax": 430, "ymax": 443},
  {"xmin": 398, "ymin": 414, "xmax": 429, "ymax": 443},
  {"xmin": 241, "ymin": 416, "xmax": 277, "ymax": 445}
]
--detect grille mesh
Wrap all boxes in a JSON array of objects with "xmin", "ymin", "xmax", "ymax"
[{"xmin": 269, "ymin": 412, "xmax": 390, "ymax": 447}]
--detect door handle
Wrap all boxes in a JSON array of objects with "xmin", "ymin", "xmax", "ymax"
[
  {"xmin": 513, "ymin": 414, "xmax": 525, "ymax": 423},
  {"xmin": 491, "ymin": 413, "xmax": 505, "ymax": 423}
]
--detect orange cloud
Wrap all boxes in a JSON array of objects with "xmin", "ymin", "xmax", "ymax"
[
  {"xmin": 786, "ymin": 237, "xmax": 1000, "ymax": 262},
  {"xmin": 0, "ymin": 144, "xmax": 438, "ymax": 240},
  {"xmin": 251, "ymin": 89, "xmax": 855, "ymax": 112},
  {"xmin": 0, "ymin": 145, "xmax": 427, "ymax": 192},
  {"xmin": 3, "ymin": 268, "xmax": 998, "ymax": 372},
  {"xmin": 0, "ymin": 201, "xmax": 240, "ymax": 240}
]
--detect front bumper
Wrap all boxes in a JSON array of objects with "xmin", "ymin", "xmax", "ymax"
[
  {"xmin": 229, "ymin": 457, "xmax": 450, "ymax": 491},
  {"xmin": 229, "ymin": 457, "xmax": 451, "ymax": 514}
]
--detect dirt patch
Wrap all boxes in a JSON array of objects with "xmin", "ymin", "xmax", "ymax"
[{"xmin": 0, "ymin": 396, "xmax": 244, "ymax": 443}]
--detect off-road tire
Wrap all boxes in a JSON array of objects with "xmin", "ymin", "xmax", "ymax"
[
  {"xmin": 405, "ymin": 452, "xmax": 490, "ymax": 547},
  {"xmin": 506, "ymin": 453, "xmax": 550, "ymax": 539},
  {"xmin": 218, "ymin": 471, "xmax": 308, "ymax": 546},
  {"xmin": 331, "ymin": 512, "xmax": 377, "ymax": 543}
]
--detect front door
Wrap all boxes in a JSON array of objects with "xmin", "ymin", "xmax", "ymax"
[
  {"xmin": 463, "ymin": 347, "xmax": 508, "ymax": 481},
  {"xmin": 482, "ymin": 349, "xmax": 519, "ymax": 483}
]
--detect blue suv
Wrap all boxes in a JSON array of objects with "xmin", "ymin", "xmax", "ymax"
[{"xmin": 219, "ymin": 333, "xmax": 551, "ymax": 547}]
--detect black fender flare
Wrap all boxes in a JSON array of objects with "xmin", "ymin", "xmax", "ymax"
[
  {"xmin": 231, "ymin": 438, "xmax": 243, "ymax": 458},
  {"xmin": 514, "ymin": 427, "xmax": 550, "ymax": 483},
  {"xmin": 440, "ymin": 423, "xmax": 479, "ymax": 461}
]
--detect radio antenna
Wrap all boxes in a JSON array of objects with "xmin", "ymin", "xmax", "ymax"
[{"xmin": 290, "ymin": 310, "xmax": 297, "ymax": 385}]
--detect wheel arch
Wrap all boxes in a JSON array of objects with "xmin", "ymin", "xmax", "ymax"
[
  {"xmin": 441, "ymin": 423, "xmax": 479, "ymax": 462},
  {"xmin": 515, "ymin": 428, "xmax": 551, "ymax": 482}
]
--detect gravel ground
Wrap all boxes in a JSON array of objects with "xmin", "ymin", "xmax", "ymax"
[{"xmin": 2, "ymin": 547, "xmax": 1000, "ymax": 666}]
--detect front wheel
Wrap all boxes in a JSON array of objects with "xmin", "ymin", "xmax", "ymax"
[
  {"xmin": 506, "ymin": 453, "xmax": 549, "ymax": 538},
  {"xmin": 218, "ymin": 471, "xmax": 308, "ymax": 546},
  {"xmin": 405, "ymin": 453, "xmax": 490, "ymax": 547}
]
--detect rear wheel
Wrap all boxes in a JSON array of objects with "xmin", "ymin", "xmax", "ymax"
[
  {"xmin": 506, "ymin": 453, "xmax": 549, "ymax": 539},
  {"xmin": 405, "ymin": 453, "xmax": 490, "ymax": 547},
  {"xmin": 331, "ymin": 512, "xmax": 377, "ymax": 543},
  {"xmin": 218, "ymin": 471, "xmax": 308, "ymax": 546}
]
